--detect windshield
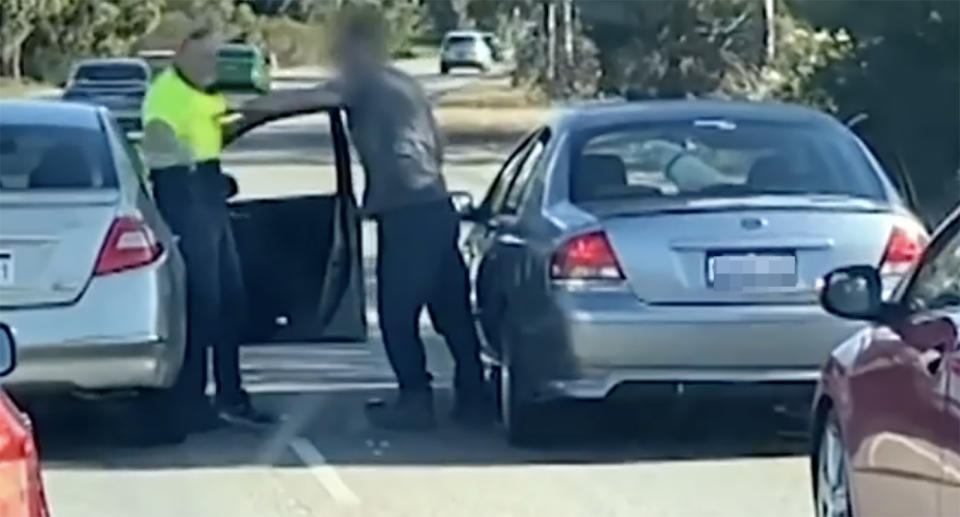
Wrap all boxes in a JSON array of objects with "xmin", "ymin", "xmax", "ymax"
[
  {"xmin": 73, "ymin": 63, "xmax": 147, "ymax": 82},
  {"xmin": 570, "ymin": 119, "xmax": 885, "ymax": 204},
  {"xmin": 0, "ymin": 124, "xmax": 116, "ymax": 189},
  {"xmin": 219, "ymin": 48, "xmax": 257, "ymax": 59},
  {"xmin": 444, "ymin": 35, "xmax": 478, "ymax": 47}
]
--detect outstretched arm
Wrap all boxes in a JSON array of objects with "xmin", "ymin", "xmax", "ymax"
[{"xmin": 222, "ymin": 82, "xmax": 344, "ymax": 146}]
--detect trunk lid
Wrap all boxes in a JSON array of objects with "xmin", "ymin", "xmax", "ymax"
[
  {"xmin": 0, "ymin": 191, "xmax": 118, "ymax": 308},
  {"xmin": 592, "ymin": 196, "xmax": 903, "ymax": 304}
]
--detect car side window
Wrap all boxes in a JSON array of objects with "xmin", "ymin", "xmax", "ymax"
[
  {"xmin": 904, "ymin": 225, "xmax": 960, "ymax": 311},
  {"xmin": 480, "ymin": 131, "xmax": 539, "ymax": 215},
  {"xmin": 502, "ymin": 131, "xmax": 549, "ymax": 214},
  {"xmin": 104, "ymin": 116, "xmax": 151, "ymax": 197}
]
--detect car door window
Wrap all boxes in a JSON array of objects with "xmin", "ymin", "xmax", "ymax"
[
  {"xmin": 502, "ymin": 131, "xmax": 549, "ymax": 214},
  {"xmin": 480, "ymin": 131, "xmax": 539, "ymax": 215},
  {"xmin": 904, "ymin": 225, "xmax": 960, "ymax": 311}
]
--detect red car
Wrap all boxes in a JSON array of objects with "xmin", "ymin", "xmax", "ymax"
[
  {"xmin": 813, "ymin": 211, "xmax": 960, "ymax": 517},
  {"xmin": 0, "ymin": 324, "xmax": 50, "ymax": 517}
]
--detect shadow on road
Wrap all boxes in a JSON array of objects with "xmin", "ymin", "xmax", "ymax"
[{"xmin": 25, "ymin": 385, "xmax": 809, "ymax": 472}]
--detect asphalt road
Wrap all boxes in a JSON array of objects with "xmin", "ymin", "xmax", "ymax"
[{"xmin": 31, "ymin": 61, "xmax": 817, "ymax": 517}]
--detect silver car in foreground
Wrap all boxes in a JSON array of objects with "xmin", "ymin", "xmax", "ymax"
[
  {"xmin": 460, "ymin": 100, "xmax": 927, "ymax": 444},
  {"xmin": 0, "ymin": 101, "xmax": 186, "ymax": 397}
]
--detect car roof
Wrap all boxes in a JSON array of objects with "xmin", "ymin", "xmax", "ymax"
[
  {"xmin": 74, "ymin": 57, "xmax": 149, "ymax": 68},
  {"xmin": 138, "ymin": 49, "xmax": 174, "ymax": 57},
  {"xmin": 220, "ymin": 43, "xmax": 257, "ymax": 51},
  {"xmin": 551, "ymin": 99, "xmax": 839, "ymax": 133},
  {"xmin": 443, "ymin": 30, "xmax": 491, "ymax": 39},
  {"xmin": 0, "ymin": 100, "xmax": 104, "ymax": 129}
]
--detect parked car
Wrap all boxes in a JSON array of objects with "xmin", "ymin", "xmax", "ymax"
[
  {"xmin": 0, "ymin": 99, "xmax": 366, "ymax": 437},
  {"xmin": 0, "ymin": 324, "xmax": 51, "ymax": 517},
  {"xmin": 812, "ymin": 209, "xmax": 960, "ymax": 517},
  {"xmin": 440, "ymin": 30, "xmax": 500, "ymax": 74},
  {"xmin": 137, "ymin": 49, "xmax": 175, "ymax": 79},
  {"xmin": 62, "ymin": 58, "xmax": 151, "ymax": 140},
  {"xmin": 456, "ymin": 100, "xmax": 927, "ymax": 444},
  {"xmin": 216, "ymin": 43, "xmax": 271, "ymax": 94},
  {"xmin": 0, "ymin": 100, "xmax": 187, "ymax": 441}
]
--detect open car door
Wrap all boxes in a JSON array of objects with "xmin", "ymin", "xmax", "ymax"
[{"xmin": 224, "ymin": 106, "xmax": 365, "ymax": 344}]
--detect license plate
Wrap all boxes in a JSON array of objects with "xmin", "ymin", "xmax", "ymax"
[
  {"xmin": 0, "ymin": 251, "xmax": 13, "ymax": 286},
  {"xmin": 707, "ymin": 253, "xmax": 796, "ymax": 290}
]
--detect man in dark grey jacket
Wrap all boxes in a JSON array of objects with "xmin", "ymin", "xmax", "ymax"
[{"xmin": 247, "ymin": 13, "xmax": 489, "ymax": 429}]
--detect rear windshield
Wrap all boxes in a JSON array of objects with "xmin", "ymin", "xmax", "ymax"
[
  {"xmin": 0, "ymin": 124, "xmax": 117, "ymax": 190},
  {"xmin": 219, "ymin": 48, "xmax": 256, "ymax": 59},
  {"xmin": 73, "ymin": 64, "xmax": 147, "ymax": 82},
  {"xmin": 570, "ymin": 119, "xmax": 885, "ymax": 204},
  {"xmin": 444, "ymin": 35, "xmax": 479, "ymax": 47}
]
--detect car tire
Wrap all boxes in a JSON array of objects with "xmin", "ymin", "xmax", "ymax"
[
  {"xmin": 813, "ymin": 409, "xmax": 854, "ymax": 517},
  {"xmin": 440, "ymin": 63, "xmax": 450, "ymax": 75},
  {"xmin": 499, "ymin": 325, "xmax": 547, "ymax": 447}
]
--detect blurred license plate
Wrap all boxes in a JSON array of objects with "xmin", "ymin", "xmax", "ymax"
[
  {"xmin": 0, "ymin": 251, "xmax": 13, "ymax": 286},
  {"xmin": 707, "ymin": 253, "xmax": 796, "ymax": 290}
]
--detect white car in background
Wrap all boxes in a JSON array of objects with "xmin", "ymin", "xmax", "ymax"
[{"xmin": 440, "ymin": 30, "xmax": 501, "ymax": 74}]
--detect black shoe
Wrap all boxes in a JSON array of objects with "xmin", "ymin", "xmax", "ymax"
[
  {"xmin": 217, "ymin": 399, "xmax": 277, "ymax": 429},
  {"xmin": 451, "ymin": 393, "xmax": 496, "ymax": 428},
  {"xmin": 365, "ymin": 391, "xmax": 436, "ymax": 431}
]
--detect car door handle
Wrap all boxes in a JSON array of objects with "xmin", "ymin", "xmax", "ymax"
[{"xmin": 497, "ymin": 234, "xmax": 525, "ymax": 246}]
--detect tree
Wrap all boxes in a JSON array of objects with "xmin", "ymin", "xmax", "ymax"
[
  {"xmin": 0, "ymin": 0, "xmax": 65, "ymax": 78},
  {"xmin": 792, "ymin": 0, "xmax": 960, "ymax": 222}
]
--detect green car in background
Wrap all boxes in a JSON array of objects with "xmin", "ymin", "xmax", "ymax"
[{"xmin": 216, "ymin": 43, "xmax": 271, "ymax": 94}]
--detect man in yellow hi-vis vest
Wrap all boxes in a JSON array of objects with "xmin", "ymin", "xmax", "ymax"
[{"xmin": 141, "ymin": 27, "xmax": 273, "ymax": 430}]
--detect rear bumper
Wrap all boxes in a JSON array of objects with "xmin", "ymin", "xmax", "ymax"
[
  {"xmin": 0, "ymin": 253, "xmax": 185, "ymax": 391},
  {"xmin": 512, "ymin": 288, "xmax": 861, "ymax": 402}
]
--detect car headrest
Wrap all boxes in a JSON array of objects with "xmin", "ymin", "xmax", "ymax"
[
  {"xmin": 573, "ymin": 153, "xmax": 627, "ymax": 201},
  {"xmin": 30, "ymin": 144, "xmax": 92, "ymax": 188},
  {"xmin": 747, "ymin": 154, "xmax": 798, "ymax": 191}
]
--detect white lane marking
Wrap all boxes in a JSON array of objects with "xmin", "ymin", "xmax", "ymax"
[{"xmin": 288, "ymin": 436, "xmax": 361, "ymax": 507}]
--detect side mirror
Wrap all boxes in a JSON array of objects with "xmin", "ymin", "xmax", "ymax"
[
  {"xmin": 450, "ymin": 191, "xmax": 478, "ymax": 220},
  {"xmin": 820, "ymin": 265, "xmax": 884, "ymax": 321},
  {"xmin": 0, "ymin": 324, "xmax": 15, "ymax": 377}
]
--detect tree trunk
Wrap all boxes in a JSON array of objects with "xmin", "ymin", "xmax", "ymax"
[
  {"xmin": 546, "ymin": 1, "xmax": 556, "ymax": 85},
  {"xmin": 763, "ymin": 0, "xmax": 776, "ymax": 63}
]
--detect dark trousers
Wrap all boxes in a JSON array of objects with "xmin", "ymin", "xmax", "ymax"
[
  {"xmin": 152, "ymin": 164, "xmax": 245, "ymax": 408},
  {"xmin": 376, "ymin": 199, "xmax": 485, "ymax": 400}
]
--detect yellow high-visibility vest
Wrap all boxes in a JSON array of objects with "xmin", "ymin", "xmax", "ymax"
[{"xmin": 142, "ymin": 68, "xmax": 227, "ymax": 165}]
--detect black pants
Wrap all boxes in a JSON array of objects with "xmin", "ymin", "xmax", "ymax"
[
  {"xmin": 152, "ymin": 164, "xmax": 245, "ymax": 408},
  {"xmin": 376, "ymin": 199, "xmax": 485, "ymax": 400}
]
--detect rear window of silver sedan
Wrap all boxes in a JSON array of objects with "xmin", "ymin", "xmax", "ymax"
[
  {"xmin": 0, "ymin": 124, "xmax": 117, "ymax": 190},
  {"xmin": 570, "ymin": 119, "xmax": 885, "ymax": 204}
]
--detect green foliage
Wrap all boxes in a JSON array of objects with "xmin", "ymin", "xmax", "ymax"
[{"xmin": 791, "ymin": 0, "xmax": 960, "ymax": 221}]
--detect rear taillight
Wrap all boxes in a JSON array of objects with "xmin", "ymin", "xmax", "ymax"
[
  {"xmin": 551, "ymin": 231, "xmax": 624, "ymax": 280},
  {"xmin": 880, "ymin": 225, "xmax": 926, "ymax": 276},
  {"xmin": 94, "ymin": 215, "xmax": 162, "ymax": 276},
  {"xmin": 0, "ymin": 392, "xmax": 49, "ymax": 517}
]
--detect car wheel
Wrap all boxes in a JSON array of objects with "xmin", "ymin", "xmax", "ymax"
[
  {"xmin": 440, "ymin": 63, "xmax": 450, "ymax": 75},
  {"xmin": 815, "ymin": 410, "xmax": 854, "ymax": 517},
  {"xmin": 499, "ymin": 326, "xmax": 546, "ymax": 447}
]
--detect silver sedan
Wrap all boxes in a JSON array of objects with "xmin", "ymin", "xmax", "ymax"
[
  {"xmin": 460, "ymin": 100, "xmax": 927, "ymax": 445},
  {"xmin": 0, "ymin": 101, "xmax": 187, "ymax": 394}
]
